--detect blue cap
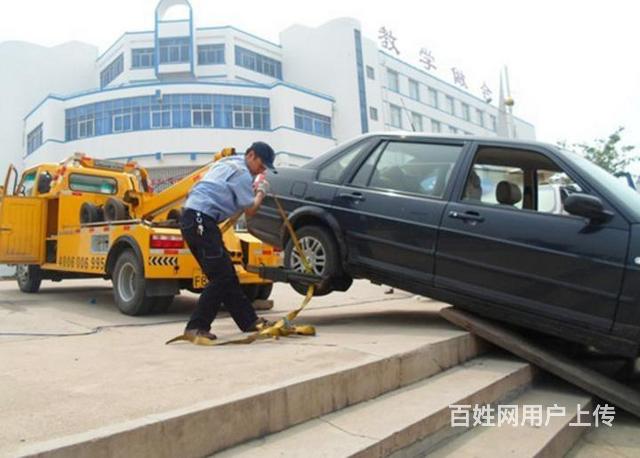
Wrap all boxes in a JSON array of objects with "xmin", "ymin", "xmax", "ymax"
[{"xmin": 247, "ymin": 141, "xmax": 276, "ymax": 171}]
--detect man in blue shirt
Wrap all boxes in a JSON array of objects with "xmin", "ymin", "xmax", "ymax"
[{"xmin": 181, "ymin": 142, "xmax": 275, "ymax": 341}]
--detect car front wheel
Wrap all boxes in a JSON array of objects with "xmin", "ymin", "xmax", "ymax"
[{"xmin": 284, "ymin": 225, "xmax": 343, "ymax": 296}]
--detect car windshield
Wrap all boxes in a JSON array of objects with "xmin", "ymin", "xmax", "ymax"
[{"xmin": 560, "ymin": 149, "xmax": 640, "ymax": 221}]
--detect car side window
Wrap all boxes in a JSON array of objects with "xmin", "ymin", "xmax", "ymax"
[
  {"xmin": 355, "ymin": 141, "xmax": 463, "ymax": 198},
  {"xmin": 317, "ymin": 141, "xmax": 371, "ymax": 184},
  {"xmin": 462, "ymin": 146, "xmax": 582, "ymax": 215}
]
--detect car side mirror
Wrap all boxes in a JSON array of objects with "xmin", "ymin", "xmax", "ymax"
[{"xmin": 564, "ymin": 193, "xmax": 613, "ymax": 223}]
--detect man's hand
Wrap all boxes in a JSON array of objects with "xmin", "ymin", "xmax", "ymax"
[{"xmin": 254, "ymin": 173, "xmax": 270, "ymax": 196}]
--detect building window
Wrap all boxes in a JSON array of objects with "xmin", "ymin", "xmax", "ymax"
[
  {"xmin": 192, "ymin": 106, "xmax": 213, "ymax": 127},
  {"xmin": 445, "ymin": 96, "xmax": 455, "ymax": 115},
  {"xmin": 26, "ymin": 124, "xmax": 43, "ymax": 155},
  {"xmin": 387, "ymin": 69, "xmax": 399, "ymax": 92},
  {"xmin": 159, "ymin": 37, "xmax": 191, "ymax": 64},
  {"xmin": 461, "ymin": 103, "xmax": 470, "ymax": 121},
  {"xmin": 476, "ymin": 108, "xmax": 484, "ymax": 127},
  {"xmin": 428, "ymin": 88, "xmax": 438, "ymax": 108},
  {"xmin": 64, "ymin": 94, "xmax": 270, "ymax": 141},
  {"xmin": 151, "ymin": 108, "xmax": 171, "ymax": 128},
  {"xmin": 431, "ymin": 119, "xmax": 441, "ymax": 133},
  {"xmin": 448, "ymin": 125, "xmax": 458, "ymax": 133},
  {"xmin": 100, "ymin": 53, "xmax": 124, "ymax": 88},
  {"xmin": 410, "ymin": 112, "xmax": 423, "ymax": 131},
  {"xmin": 235, "ymin": 46, "xmax": 282, "ymax": 79},
  {"xmin": 369, "ymin": 106, "xmax": 378, "ymax": 121},
  {"xmin": 409, "ymin": 79, "xmax": 420, "ymax": 101},
  {"xmin": 77, "ymin": 116, "xmax": 95, "ymax": 138},
  {"xmin": 294, "ymin": 108, "xmax": 332, "ymax": 138},
  {"xmin": 233, "ymin": 107, "xmax": 254, "ymax": 128},
  {"xmin": 366, "ymin": 65, "xmax": 375, "ymax": 79},
  {"xmin": 389, "ymin": 104, "xmax": 402, "ymax": 128},
  {"xmin": 112, "ymin": 113, "xmax": 132, "ymax": 132},
  {"xmin": 198, "ymin": 44, "xmax": 225, "ymax": 65},
  {"xmin": 489, "ymin": 114, "xmax": 497, "ymax": 131},
  {"xmin": 131, "ymin": 48, "xmax": 155, "ymax": 68}
]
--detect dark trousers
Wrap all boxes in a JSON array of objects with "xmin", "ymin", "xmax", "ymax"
[{"xmin": 181, "ymin": 209, "xmax": 257, "ymax": 332}]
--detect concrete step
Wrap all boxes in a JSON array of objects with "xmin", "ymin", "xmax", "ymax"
[
  {"xmin": 427, "ymin": 380, "xmax": 593, "ymax": 458},
  {"xmin": 16, "ymin": 327, "xmax": 486, "ymax": 458},
  {"xmin": 215, "ymin": 354, "xmax": 534, "ymax": 457}
]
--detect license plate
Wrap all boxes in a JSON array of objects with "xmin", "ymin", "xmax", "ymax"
[{"xmin": 192, "ymin": 273, "xmax": 209, "ymax": 289}]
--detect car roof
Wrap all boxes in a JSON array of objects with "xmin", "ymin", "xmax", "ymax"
[{"xmin": 361, "ymin": 131, "xmax": 558, "ymax": 151}]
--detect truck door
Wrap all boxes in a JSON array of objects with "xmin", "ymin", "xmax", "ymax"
[{"xmin": 0, "ymin": 166, "xmax": 46, "ymax": 264}]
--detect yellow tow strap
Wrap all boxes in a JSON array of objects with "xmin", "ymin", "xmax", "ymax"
[{"xmin": 166, "ymin": 194, "xmax": 317, "ymax": 346}]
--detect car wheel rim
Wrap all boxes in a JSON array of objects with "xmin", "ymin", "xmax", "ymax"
[
  {"xmin": 290, "ymin": 236, "xmax": 326, "ymax": 276},
  {"xmin": 16, "ymin": 265, "xmax": 29, "ymax": 284},
  {"xmin": 117, "ymin": 262, "xmax": 136, "ymax": 302}
]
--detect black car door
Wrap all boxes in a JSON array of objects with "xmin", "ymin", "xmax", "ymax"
[
  {"xmin": 331, "ymin": 139, "xmax": 467, "ymax": 288},
  {"xmin": 436, "ymin": 142, "xmax": 629, "ymax": 332}
]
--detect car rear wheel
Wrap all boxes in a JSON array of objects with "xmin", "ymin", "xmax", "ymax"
[
  {"xmin": 285, "ymin": 225, "xmax": 341, "ymax": 296},
  {"xmin": 112, "ymin": 250, "xmax": 154, "ymax": 315},
  {"xmin": 16, "ymin": 264, "xmax": 42, "ymax": 293}
]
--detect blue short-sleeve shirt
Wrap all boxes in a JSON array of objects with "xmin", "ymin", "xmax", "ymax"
[{"xmin": 184, "ymin": 155, "xmax": 255, "ymax": 222}]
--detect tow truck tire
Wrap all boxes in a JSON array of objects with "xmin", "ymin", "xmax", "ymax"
[
  {"xmin": 16, "ymin": 264, "xmax": 42, "ymax": 293},
  {"xmin": 112, "ymin": 250, "xmax": 153, "ymax": 315},
  {"xmin": 80, "ymin": 203, "xmax": 101, "ymax": 224},
  {"xmin": 104, "ymin": 198, "xmax": 129, "ymax": 222},
  {"xmin": 284, "ymin": 225, "xmax": 339, "ymax": 297}
]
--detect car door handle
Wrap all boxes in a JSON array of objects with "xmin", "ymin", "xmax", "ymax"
[
  {"xmin": 338, "ymin": 192, "xmax": 365, "ymax": 201},
  {"xmin": 448, "ymin": 211, "xmax": 484, "ymax": 223}
]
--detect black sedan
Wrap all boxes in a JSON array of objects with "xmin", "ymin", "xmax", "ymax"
[{"xmin": 248, "ymin": 133, "xmax": 640, "ymax": 357}]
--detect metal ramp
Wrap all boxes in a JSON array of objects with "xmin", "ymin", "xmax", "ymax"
[{"xmin": 440, "ymin": 306, "xmax": 640, "ymax": 418}]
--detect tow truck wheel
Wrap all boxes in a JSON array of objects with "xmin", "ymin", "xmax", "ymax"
[
  {"xmin": 112, "ymin": 250, "xmax": 154, "ymax": 315},
  {"xmin": 16, "ymin": 264, "xmax": 42, "ymax": 293},
  {"xmin": 284, "ymin": 225, "xmax": 339, "ymax": 297}
]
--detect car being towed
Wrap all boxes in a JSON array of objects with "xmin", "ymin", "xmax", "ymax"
[{"xmin": 248, "ymin": 133, "xmax": 640, "ymax": 357}]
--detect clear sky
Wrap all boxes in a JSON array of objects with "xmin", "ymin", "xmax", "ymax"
[{"xmin": 1, "ymin": 0, "xmax": 638, "ymax": 155}]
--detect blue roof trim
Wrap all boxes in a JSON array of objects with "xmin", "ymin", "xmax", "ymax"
[
  {"xmin": 97, "ymin": 31, "xmax": 154, "ymax": 62},
  {"xmin": 380, "ymin": 51, "xmax": 534, "ymax": 128},
  {"xmin": 197, "ymin": 26, "xmax": 281, "ymax": 48},
  {"xmin": 157, "ymin": 19, "xmax": 190, "ymax": 24}
]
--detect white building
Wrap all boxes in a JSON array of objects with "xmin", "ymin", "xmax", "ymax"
[{"xmin": 11, "ymin": 0, "xmax": 535, "ymax": 186}]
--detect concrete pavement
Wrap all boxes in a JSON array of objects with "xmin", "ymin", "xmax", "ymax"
[{"xmin": 0, "ymin": 278, "xmax": 470, "ymax": 456}]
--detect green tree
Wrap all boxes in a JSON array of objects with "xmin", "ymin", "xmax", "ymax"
[{"xmin": 560, "ymin": 127, "xmax": 637, "ymax": 174}]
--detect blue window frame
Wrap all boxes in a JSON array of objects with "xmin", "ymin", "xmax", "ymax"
[
  {"xmin": 198, "ymin": 44, "xmax": 225, "ymax": 65},
  {"xmin": 235, "ymin": 46, "xmax": 282, "ymax": 79},
  {"xmin": 100, "ymin": 53, "xmax": 124, "ymax": 88},
  {"xmin": 294, "ymin": 108, "xmax": 332, "ymax": 138},
  {"xmin": 132, "ymin": 48, "xmax": 155, "ymax": 68},
  {"xmin": 64, "ymin": 94, "xmax": 270, "ymax": 141},
  {"xmin": 26, "ymin": 124, "xmax": 43, "ymax": 155},
  {"xmin": 159, "ymin": 37, "xmax": 190, "ymax": 64}
]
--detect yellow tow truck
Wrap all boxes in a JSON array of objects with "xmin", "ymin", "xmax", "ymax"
[{"xmin": 0, "ymin": 149, "xmax": 281, "ymax": 315}]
